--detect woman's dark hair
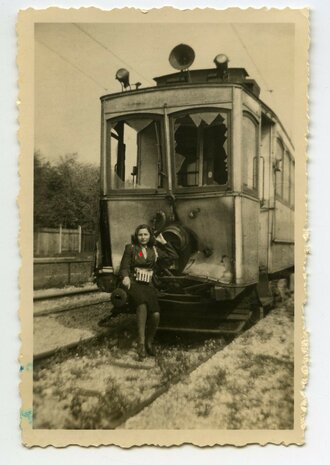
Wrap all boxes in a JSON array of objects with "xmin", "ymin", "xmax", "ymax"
[{"xmin": 131, "ymin": 224, "xmax": 156, "ymax": 246}]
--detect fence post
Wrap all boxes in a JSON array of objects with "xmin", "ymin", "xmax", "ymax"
[
  {"xmin": 59, "ymin": 224, "xmax": 62, "ymax": 254},
  {"xmin": 78, "ymin": 225, "xmax": 82, "ymax": 254}
]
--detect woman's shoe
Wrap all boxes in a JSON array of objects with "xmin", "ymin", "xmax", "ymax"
[
  {"xmin": 146, "ymin": 343, "xmax": 156, "ymax": 356},
  {"xmin": 137, "ymin": 343, "xmax": 146, "ymax": 360}
]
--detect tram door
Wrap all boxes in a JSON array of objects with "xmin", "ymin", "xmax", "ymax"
[{"xmin": 258, "ymin": 115, "xmax": 272, "ymax": 271}]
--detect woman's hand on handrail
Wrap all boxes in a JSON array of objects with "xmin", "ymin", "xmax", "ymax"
[{"xmin": 122, "ymin": 276, "xmax": 131, "ymax": 289}]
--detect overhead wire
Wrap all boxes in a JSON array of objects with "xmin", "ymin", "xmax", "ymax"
[
  {"xmin": 73, "ymin": 23, "xmax": 154, "ymax": 85},
  {"xmin": 36, "ymin": 38, "xmax": 109, "ymax": 92},
  {"xmin": 230, "ymin": 24, "xmax": 273, "ymax": 93}
]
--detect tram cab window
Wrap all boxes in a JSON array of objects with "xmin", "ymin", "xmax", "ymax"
[
  {"xmin": 109, "ymin": 117, "xmax": 164, "ymax": 190},
  {"xmin": 173, "ymin": 111, "xmax": 228, "ymax": 188}
]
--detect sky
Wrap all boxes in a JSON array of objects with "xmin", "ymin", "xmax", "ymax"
[{"xmin": 35, "ymin": 22, "xmax": 294, "ymax": 165}]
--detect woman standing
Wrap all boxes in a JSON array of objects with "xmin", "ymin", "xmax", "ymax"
[{"xmin": 119, "ymin": 224, "xmax": 178, "ymax": 360}]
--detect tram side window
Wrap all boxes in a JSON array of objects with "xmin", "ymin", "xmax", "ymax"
[
  {"xmin": 275, "ymin": 139, "xmax": 294, "ymax": 207},
  {"xmin": 283, "ymin": 151, "xmax": 290, "ymax": 203},
  {"xmin": 173, "ymin": 111, "xmax": 228, "ymax": 188},
  {"xmin": 290, "ymin": 161, "xmax": 295, "ymax": 207},
  {"xmin": 109, "ymin": 118, "xmax": 164, "ymax": 189},
  {"xmin": 242, "ymin": 114, "xmax": 258, "ymax": 192},
  {"xmin": 275, "ymin": 139, "xmax": 284, "ymax": 197}
]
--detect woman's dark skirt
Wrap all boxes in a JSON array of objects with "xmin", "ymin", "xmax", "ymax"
[{"xmin": 127, "ymin": 280, "xmax": 160, "ymax": 314}]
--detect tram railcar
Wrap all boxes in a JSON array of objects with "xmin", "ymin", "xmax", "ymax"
[{"xmin": 95, "ymin": 45, "xmax": 294, "ymax": 333}]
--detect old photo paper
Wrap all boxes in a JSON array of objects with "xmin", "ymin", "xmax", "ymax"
[{"xmin": 18, "ymin": 7, "xmax": 308, "ymax": 447}]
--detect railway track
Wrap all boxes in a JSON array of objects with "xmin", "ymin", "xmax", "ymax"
[
  {"xmin": 32, "ymin": 281, "xmax": 289, "ymax": 428},
  {"xmin": 33, "ymin": 288, "xmax": 233, "ymax": 428},
  {"xmin": 33, "ymin": 278, "xmax": 282, "ymax": 360},
  {"xmin": 34, "ymin": 285, "xmax": 101, "ymax": 301},
  {"xmin": 33, "ymin": 287, "xmax": 119, "ymax": 360},
  {"xmin": 33, "ymin": 286, "xmax": 257, "ymax": 360},
  {"xmin": 34, "ymin": 287, "xmax": 111, "ymax": 317},
  {"xmin": 33, "ymin": 318, "xmax": 230, "ymax": 429}
]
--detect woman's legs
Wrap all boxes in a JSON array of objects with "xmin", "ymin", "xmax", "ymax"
[
  {"xmin": 146, "ymin": 312, "xmax": 160, "ymax": 355},
  {"xmin": 136, "ymin": 304, "xmax": 147, "ymax": 359},
  {"xmin": 133, "ymin": 285, "xmax": 160, "ymax": 358}
]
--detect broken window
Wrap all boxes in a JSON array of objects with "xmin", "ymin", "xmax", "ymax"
[
  {"xmin": 108, "ymin": 117, "xmax": 164, "ymax": 190},
  {"xmin": 173, "ymin": 111, "xmax": 228, "ymax": 188}
]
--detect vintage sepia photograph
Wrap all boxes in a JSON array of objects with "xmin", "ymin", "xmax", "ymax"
[{"xmin": 18, "ymin": 7, "xmax": 308, "ymax": 447}]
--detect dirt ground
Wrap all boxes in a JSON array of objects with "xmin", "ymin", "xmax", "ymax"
[
  {"xmin": 123, "ymin": 298, "xmax": 294, "ymax": 430},
  {"xmin": 33, "ymin": 294, "xmax": 294, "ymax": 430},
  {"xmin": 33, "ymin": 326, "xmax": 227, "ymax": 429}
]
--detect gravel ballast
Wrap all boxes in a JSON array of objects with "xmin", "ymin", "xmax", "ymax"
[
  {"xmin": 121, "ymin": 302, "xmax": 294, "ymax": 430},
  {"xmin": 33, "ymin": 330, "xmax": 226, "ymax": 429}
]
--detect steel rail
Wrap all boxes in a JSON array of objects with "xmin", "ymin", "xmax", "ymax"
[{"xmin": 34, "ymin": 286, "xmax": 102, "ymax": 301}]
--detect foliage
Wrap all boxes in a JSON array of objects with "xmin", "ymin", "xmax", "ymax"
[{"xmin": 34, "ymin": 152, "xmax": 99, "ymax": 230}]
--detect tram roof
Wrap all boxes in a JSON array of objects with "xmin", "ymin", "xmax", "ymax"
[{"xmin": 100, "ymin": 77, "xmax": 294, "ymax": 150}]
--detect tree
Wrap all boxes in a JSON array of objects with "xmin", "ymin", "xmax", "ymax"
[{"xmin": 34, "ymin": 152, "xmax": 100, "ymax": 231}]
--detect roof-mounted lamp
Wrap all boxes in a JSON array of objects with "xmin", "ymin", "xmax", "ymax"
[
  {"xmin": 116, "ymin": 68, "xmax": 130, "ymax": 91},
  {"xmin": 214, "ymin": 54, "xmax": 229, "ymax": 79}
]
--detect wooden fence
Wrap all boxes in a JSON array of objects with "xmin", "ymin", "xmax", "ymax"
[{"xmin": 34, "ymin": 226, "xmax": 96, "ymax": 257}]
